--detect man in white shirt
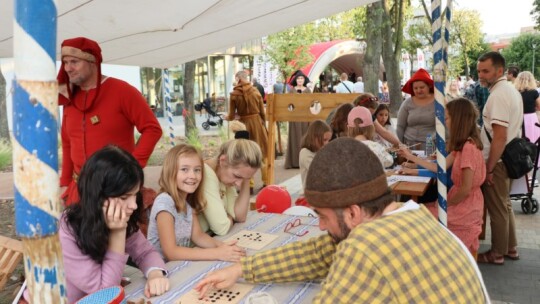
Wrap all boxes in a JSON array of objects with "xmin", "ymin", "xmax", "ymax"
[
  {"xmin": 334, "ymin": 73, "xmax": 354, "ymax": 93},
  {"xmin": 477, "ymin": 51, "xmax": 523, "ymax": 265},
  {"xmin": 353, "ymin": 76, "xmax": 364, "ymax": 93}
]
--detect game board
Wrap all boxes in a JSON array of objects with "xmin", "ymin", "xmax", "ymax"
[
  {"xmin": 224, "ymin": 230, "xmax": 278, "ymax": 250},
  {"xmin": 175, "ymin": 283, "xmax": 254, "ymax": 304}
]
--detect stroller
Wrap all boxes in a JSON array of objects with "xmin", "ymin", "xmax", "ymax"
[
  {"xmin": 510, "ymin": 123, "xmax": 540, "ymax": 214},
  {"xmin": 194, "ymin": 99, "xmax": 223, "ymax": 130}
]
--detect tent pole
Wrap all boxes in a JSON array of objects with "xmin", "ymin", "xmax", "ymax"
[
  {"xmin": 431, "ymin": 0, "xmax": 452, "ymax": 226},
  {"xmin": 13, "ymin": 0, "xmax": 67, "ymax": 301},
  {"xmin": 163, "ymin": 69, "xmax": 175, "ymax": 147}
]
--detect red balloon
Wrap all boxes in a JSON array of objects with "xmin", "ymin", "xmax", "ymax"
[{"xmin": 256, "ymin": 185, "xmax": 292, "ymax": 213}]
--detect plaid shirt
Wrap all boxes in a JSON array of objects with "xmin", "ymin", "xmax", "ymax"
[{"xmin": 241, "ymin": 205, "xmax": 487, "ymax": 303}]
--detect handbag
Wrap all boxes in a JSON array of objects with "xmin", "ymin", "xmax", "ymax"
[{"xmin": 484, "ymin": 126, "xmax": 537, "ymax": 179}]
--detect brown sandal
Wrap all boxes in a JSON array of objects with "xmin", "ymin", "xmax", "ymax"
[
  {"xmin": 477, "ymin": 250, "xmax": 504, "ymax": 265},
  {"xmin": 505, "ymin": 249, "xmax": 520, "ymax": 260}
]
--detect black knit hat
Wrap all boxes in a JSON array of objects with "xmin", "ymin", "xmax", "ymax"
[{"xmin": 305, "ymin": 137, "xmax": 389, "ymax": 208}]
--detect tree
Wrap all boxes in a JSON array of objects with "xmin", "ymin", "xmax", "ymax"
[
  {"xmin": 502, "ymin": 33, "xmax": 540, "ymax": 78},
  {"xmin": 183, "ymin": 60, "xmax": 197, "ymax": 137},
  {"xmin": 450, "ymin": 9, "xmax": 484, "ymax": 78},
  {"xmin": 380, "ymin": 0, "xmax": 410, "ymax": 114},
  {"xmin": 531, "ymin": 0, "xmax": 540, "ymax": 30},
  {"xmin": 363, "ymin": 2, "xmax": 384, "ymax": 100},
  {"xmin": 463, "ymin": 41, "xmax": 491, "ymax": 80},
  {"xmin": 0, "ymin": 65, "xmax": 8, "ymax": 140},
  {"xmin": 264, "ymin": 25, "xmax": 315, "ymax": 82},
  {"xmin": 264, "ymin": 9, "xmax": 361, "ymax": 83},
  {"xmin": 404, "ymin": 16, "xmax": 432, "ymax": 56}
]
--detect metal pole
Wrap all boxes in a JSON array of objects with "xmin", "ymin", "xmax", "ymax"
[
  {"xmin": 163, "ymin": 69, "xmax": 175, "ymax": 146},
  {"xmin": 532, "ymin": 43, "xmax": 536, "ymax": 76},
  {"xmin": 431, "ymin": 0, "xmax": 451, "ymax": 226},
  {"xmin": 13, "ymin": 0, "xmax": 66, "ymax": 302}
]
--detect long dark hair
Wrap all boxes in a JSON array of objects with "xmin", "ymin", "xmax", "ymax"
[{"xmin": 64, "ymin": 145, "xmax": 144, "ymax": 263}]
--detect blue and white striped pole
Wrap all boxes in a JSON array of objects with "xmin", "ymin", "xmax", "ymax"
[
  {"xmin": 13, "ymin": 0, "xmax": 66, "ymax": 302},
  {"xmin": 163, "ymin": 69, "xmax": 175, "ymax": 146},
  {"xmin": 431, "ymin": 0, "xmax": 452, "ymax": 226}
]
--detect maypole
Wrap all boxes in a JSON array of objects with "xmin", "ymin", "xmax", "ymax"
[
  {"xmin": 431, "ymin": 0, "xmax": 452, "ymax": 226},
  {"xmin": 13, "ymin": 0, "xmax": 66, "ymax": 302},
  {"xmin": 163, "ymin": 69, "xmax": 175, "ymax": 146}
]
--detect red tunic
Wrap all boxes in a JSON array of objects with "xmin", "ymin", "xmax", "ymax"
[{"xmin": 60, "ymin": 77, "xmax": 162, "ymax": 205}]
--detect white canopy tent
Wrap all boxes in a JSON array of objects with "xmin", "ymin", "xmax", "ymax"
[{"xmin": 0, "ymin": 0, "xmax": 376, "ymax": 67}]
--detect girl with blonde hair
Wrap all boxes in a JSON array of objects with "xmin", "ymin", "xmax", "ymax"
[
  {"xmin": 147, "ymin": 144, "xmax": 245, "ymax": 262},
  {"xmin": 199, "ymin": 139, "xmax": 262, "ymax": 235}
]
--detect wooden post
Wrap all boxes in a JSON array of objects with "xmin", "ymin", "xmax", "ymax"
[{"xmin": 265, "ymin": 93, "xmax": 360, "ymax": 184}]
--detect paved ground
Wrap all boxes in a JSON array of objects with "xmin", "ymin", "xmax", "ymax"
[{"xmin": 2, "ymin": 134, "xmax": 540, "ymax": 303}]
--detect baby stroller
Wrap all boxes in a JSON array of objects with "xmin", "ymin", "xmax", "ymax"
[
  {"xmin": 194, "ymin": 100, "xmax": 223, "ymax": 130},
  {"xmin": 510, "ymin": 123, "xmax": 540, "ymax": 214}
]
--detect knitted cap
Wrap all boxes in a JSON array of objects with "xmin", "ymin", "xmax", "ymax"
[
  {"xmin": 402, "ymin": 68, "xmax": 434, "ymax": 96},
  {"xmin": 305, "ymin": 137, "xmax": 389, "ymax": 208},
  {"xmin": 347, "ymin": 106, "xmax": 373, "ymax": 128}
]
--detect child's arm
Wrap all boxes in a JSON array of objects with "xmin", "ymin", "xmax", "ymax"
[
  {"xmin": 447, "ymin": 168, "xmax": 473, "ymax": 205},
  {"xmin": 375, "ymin": 120, "xmax": 401, "ymax": 146},
  {"xmin": 157, "ymin": 212, "xmax": 245, "ymax": 262},
  {"xmin": 399, "ymin": 149, "xmax": 455, "ymax": 172},
  {"xmin": 399, "ymin": 148, "xmax": 437, "ymax": 172}
]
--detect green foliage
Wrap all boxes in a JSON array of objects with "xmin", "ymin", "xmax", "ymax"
[
  {"xmin": 464, "ymin": 41, "xmax": 492, "ymax": 79},
  {"xmin": 264, "ymin": 25, "xmax": 315, "ymax": 80},
  {"xmin": 450, "ymin": 9, "xmax": 484, "ymax": 77},
  {"xmin": 532, "ymin": 0, "xmax": 540, "ymax": 30},
  {"xmin": 502, "ymin": 33, "xmax": 540, "ymax": 78},
  {"xmin": 186, "ymin": 128, "xmax": 202, "ymax": 150},
  {"xmin": 404, "ymin": 17, "xmax": 431, "ymax": 55},
  {"xmin": 0, "ymin": 139, "xmax": 12, "ymax": 171},
  {"xmin": 263, "ymin": 8, "xmax": 363, "ymax": 80},
  {"xmin": 406, "ymin": 6, "xmax": 484, "ymax": 78}
]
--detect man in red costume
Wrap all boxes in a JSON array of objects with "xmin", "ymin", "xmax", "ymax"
[{"xmin": 58, "ymin": 37, "xmax": 162, "ymax": 205}]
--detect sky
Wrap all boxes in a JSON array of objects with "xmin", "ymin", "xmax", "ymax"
[{"xmin": 453, "ymin": 0, "xmax": 536, "ymax": 36}]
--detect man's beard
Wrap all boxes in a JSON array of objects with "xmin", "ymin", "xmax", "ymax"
[
  {"xmin": 328, "ymin": 211, "xmax": 352, "ymax": 244},
  {"xmin": 479, "ymin": 79, "xmax": 489, "ymax": 88}
]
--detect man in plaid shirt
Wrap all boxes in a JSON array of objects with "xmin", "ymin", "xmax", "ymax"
[{"xmin": 196, "ymin": 138, "xmax": 488, "ymax": 303}]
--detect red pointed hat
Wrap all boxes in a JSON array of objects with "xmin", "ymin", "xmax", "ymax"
[
  {"xmin": 402, "ymin": 68, "xmax": 434, "ymax": 96},
  {"xmin": 57, "ymin": 37, "xmax": 103, "ymax": 107}
]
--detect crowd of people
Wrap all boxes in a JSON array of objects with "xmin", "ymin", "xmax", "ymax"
[{"xmin": 25, "ymin": 36, "xmax": 537, "ymax": 303}]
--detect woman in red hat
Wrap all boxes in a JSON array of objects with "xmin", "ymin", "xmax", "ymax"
[{"xmin": 396, "ymin": 68, "xmax": 436, "ymax": 151}]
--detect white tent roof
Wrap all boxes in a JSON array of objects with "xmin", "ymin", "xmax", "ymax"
[{"xmin": 0, "ymin": 0, "xmax": 375, "ymax": 68}]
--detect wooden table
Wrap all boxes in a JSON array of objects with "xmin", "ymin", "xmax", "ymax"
[
  {"xmin": 390, "ymin": 179, "xmax": 432, "ymax": 202},
  {"xmin": 124, "ymin": 212, "xmax": 325, "ymax": 304}
]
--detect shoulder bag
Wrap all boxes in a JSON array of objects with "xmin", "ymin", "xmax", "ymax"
[{"xmin": 484, "ymin": 126, "xmax": 537, "ymax": 179}]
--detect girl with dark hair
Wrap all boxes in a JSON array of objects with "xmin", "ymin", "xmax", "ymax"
[
  {"xmin": 399, "ymin": 98, "xmax": 486, "ymax": 258},
  {"xmin": 61, "ymin": 145, "xmax": 169, "ymax": 303},
  {"xmin": 373, "ymin": 104, "xmax": 397, "ymax": 148},
  {"xmin": 147, "ymin": 144, "xmax": 246, "ymax": 262}
]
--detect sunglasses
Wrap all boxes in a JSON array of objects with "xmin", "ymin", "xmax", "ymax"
[
  {"xmin": 283, "ymin": 218, "xmax": 318, "ymax": 237},
  {"xmin": 359, "ymin": 96, "xmax": 379, "ymax": 105}
]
